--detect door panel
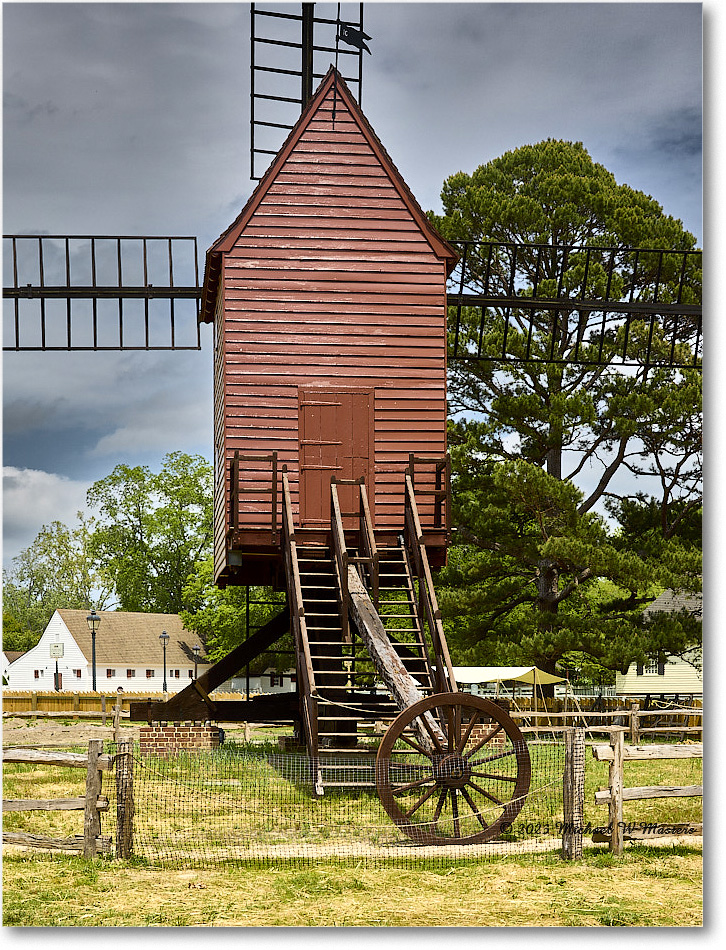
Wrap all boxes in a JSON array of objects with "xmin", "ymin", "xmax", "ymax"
[{"xmin": 299, "ymin": 389, "xmax": 373, "ymax": 526}]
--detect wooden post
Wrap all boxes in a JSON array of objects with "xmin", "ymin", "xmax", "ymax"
[
  {"xmin": 74, "ymin": 692, "xmax": 80, "ymax": 712},
  {"xmin": 609, "ymin": 728, "xmax": 625, "ymax": 856},
  {"xmin": 629, "ymin": 702, "xmax": 640, "ymax": 744},
  {"xmin": 31, "ymin": 691, "xmax": 38, "ymax": 714},
  {"xmin": 101, "ymin": 694, "xmax": 107, "ymax": 726},
  {"xmin": 83, "ymin": 740, "xmax": 103, "ymax": 858},
  {"xmin": 562, "ymin": 727, "xmax": 585, "ymax": 860},
  {"xmin": 115, "ymin": 739, "xmax": 134, "ymax": 859},
  {"xmin": 113, "ymin": 687, "xmax": 123, "ymax": 743}
]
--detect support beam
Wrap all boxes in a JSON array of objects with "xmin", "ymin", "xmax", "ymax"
[
  {"xmin": 128, "ymin": 606, "xmax": 290, "ymax": 722},
  {"xmin": 346, "ymin": 566, "xmax": 445, "ymax": 753}
]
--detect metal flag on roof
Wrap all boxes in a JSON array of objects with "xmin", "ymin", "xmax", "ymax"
[{"xmin": 338, "ymin": 22, "xmax": 371, "ymax": 54}]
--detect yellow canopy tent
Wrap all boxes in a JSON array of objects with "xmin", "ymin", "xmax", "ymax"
[{"xmin": 451, "ymin": 666, "xmax": 567, "ymax": 718}]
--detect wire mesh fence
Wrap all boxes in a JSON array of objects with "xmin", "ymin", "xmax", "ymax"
[
  {"xmin": 123, "ymin": 738, "xmax": 573, "ymax": 868},
  {"xmin": 3, "ymin": 734, "xmax": 702, "ymax": 867}
]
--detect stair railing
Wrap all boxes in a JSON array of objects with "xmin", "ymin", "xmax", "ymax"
[
  {"xmin": 404, "ymin": 472, "xmax": 457, "ymax": 695},
  {"xmin": 329, "ymin": 480, "xmax": 350, "ymax": 641},
  {"xmin": 281, "ymin": 469, "xmax": 321, "ymax": 791},
  {"xmin": 357, "ymin": 480, "xmax": 379, "ymax": 607}
]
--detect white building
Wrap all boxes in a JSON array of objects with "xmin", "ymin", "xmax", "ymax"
[
  {"xmin": 616, "ymin": 590, "xmax": 702, "ymax": 698},
  {"xmin": 219, "ymin": 669, "xmax": 297, "ymax": 695},
  {"xmin": 5, "ymin": 609, "xmax": 210, "ymax": 693}
]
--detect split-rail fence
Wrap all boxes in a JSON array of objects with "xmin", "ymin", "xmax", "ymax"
[{"xmin": 2, "ymin": 740, "xmax": 134, "ymax": 859}]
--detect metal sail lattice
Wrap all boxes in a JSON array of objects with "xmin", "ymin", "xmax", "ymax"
[
  {"xmin": 250, "ymin": 2, "xmax": 366, "ymax": 181},
  {"xmin": 3, "ymin": 234, "xmax": 201, "ymax": 351},
  {"xmin": 447, "ymin": 242, "xmax": 702, "ymax": 371}
]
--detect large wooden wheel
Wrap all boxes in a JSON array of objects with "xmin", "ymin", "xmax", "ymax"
[{"xmin": 376, "ymin": 692, "xmax": 531, "ymax": 845}]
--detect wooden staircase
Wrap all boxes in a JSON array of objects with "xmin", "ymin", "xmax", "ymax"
[{"xmin": 282, "ymin": 471, "xmax": 456, "ymax": 792}]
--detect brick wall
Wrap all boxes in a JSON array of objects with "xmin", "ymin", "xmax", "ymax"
[{"xmin": 139, "ymin": 721, "xmax": 221, "ymax": 756}]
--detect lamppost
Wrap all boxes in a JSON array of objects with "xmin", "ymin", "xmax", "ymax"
[
  {"xmin": 159, "ymin": 630, "xmax": 169, "ymax": 693},
  {"xmin": 193, "ymin": 644, "xmax": 201, "ymax": 680},
  {"xmin": 86, "ymin": 609, "xmax": 101, "ymax": 692}
]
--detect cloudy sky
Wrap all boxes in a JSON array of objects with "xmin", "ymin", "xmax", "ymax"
[{"xmin": 2, "ymin": 0, "xmax": 706, "ymax": 570}]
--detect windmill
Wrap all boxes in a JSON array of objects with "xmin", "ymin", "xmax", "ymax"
[{"xmin": 3, "ymin": 3, "xmax": 701, "ymax": 845}]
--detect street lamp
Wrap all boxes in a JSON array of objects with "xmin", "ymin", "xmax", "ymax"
[
  {"xmin": 193, "ymin": 644, "xmax": 201, "ymax": 680},
  {"xmin": 159, "ymin": 630, "xmax": 170, "ymax": 693},
  {"xmin": 86, "ymin": 609, "xmax": 101, "ymax": 692}
]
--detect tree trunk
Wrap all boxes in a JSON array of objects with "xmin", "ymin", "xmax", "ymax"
[{"xmin": 535, "ymin": 559, "xmax": 560, "ymax": 698}]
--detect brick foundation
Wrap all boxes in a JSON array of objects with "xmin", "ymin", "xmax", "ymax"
[{"xmin": 139, "ymin": 721, "xmax": 221, "ymax": 756}]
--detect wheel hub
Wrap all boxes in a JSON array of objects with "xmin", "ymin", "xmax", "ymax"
[{"xmin": 433, "ymin": 753, "xmax": 472, "ymax": 789}]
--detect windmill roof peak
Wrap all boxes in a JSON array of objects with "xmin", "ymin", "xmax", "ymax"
[{"xmin": 200, "ymin": 68, "xmax": 457, "ymax": 323}]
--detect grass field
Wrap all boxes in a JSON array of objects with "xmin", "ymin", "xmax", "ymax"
[
  {"xmin": 2, "ymin": 732, "xmax": 703, "ymax": 926},
  {"xmin": 2, "ymin": 845, "xmax": 702, "ymax": 926}
]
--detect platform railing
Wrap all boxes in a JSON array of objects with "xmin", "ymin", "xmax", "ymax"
[
  {"xmin": 407, "ymin": 453, "xmax": 451, "ymax": 539},
  {"xmin": 281, "ymin": 469, "xmax": 321, "ymax": 792},
  {"xmin": 403, "ymin": 472, "xmax": 457, "ymax": 696},
  {"xmin": 230, "ymin": 450, "xmax": 279, "ymax": 544}
]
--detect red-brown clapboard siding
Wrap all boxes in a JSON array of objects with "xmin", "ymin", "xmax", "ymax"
[
  {"xmin": 208, "ymin": 73, "xmax": 452, "ymax": 580},
  {"xmin": 213, "ymin": 291, "xmax": 229, "ymax": 582}
]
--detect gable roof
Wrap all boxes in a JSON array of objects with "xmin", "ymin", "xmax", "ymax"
[
  {"xmin": 56, "ymin": 610, "xmax": 211, "ymax": 668},
  {"xmin": 643, "ymin": 589, "xmax": 702, "ymax": 620},
  {"xmin": 200, "ymin": 67, "xmax": 458, "ymax": 323}
]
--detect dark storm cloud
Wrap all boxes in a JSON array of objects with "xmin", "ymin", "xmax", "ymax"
[
  {"xmin": 2, "ymin": 1, "xmax": 704, "ymax": 567},
  {"xmin": 360, "ymin": 3, "xmax": 702, "ymax": 234}
]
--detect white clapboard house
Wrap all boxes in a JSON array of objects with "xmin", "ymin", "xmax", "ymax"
[
  {"xmin": 616, "ymin": 590, "xmax": 703, "ymax": 698},
  {"xmin": 5, "ymin": 609, "xmax": 211, "ymax": 693}
]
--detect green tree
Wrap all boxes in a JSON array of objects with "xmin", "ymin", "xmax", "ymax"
[
  {"xmin": 432, "ymin": 141, "xmax": 702, "ymax": 679},
  {"xmin": 87, "ymin": 452, "xmax": 213, "ymax": 614},
  {"xmin": 2, "ymin": 514, "xmax": 114, "ymax": 651},
  {"xmin": 180, "ymin": 558, "xmax": 289, "ymax": 673}
]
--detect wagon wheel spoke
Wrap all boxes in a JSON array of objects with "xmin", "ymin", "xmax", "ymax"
[
  {"xmin": 392, "ymin": 775, "xmax": 436, "ymax": 796},
  {"xmin": 468, "ymin": 779, "xmax": 504, "ymax": 806},
  {"xmin": 469, "ymin": 748, "xmax": 517, "ymax": 767},
  {"xmin": 464, "ymin": 724, "xmax": 503, "ymax": 758},
  {"xmin": 444, "ymin": 705, "xmax": 455, "ymax": 752},
  {"xmin": 398, "ymin": 732, "xmax": 432, "ymax": 757},
  {"xmin": 403, "ymin": 781, "xmax": 438, "ymax": 819},
  {"xmin": 460, "ymin": 786, "xmax": 489, "ymax": 830},
  {"xmin": 451, "ymin": 790, "xmax": 461, "ymax": 837},
  {"xmin": 457, "ymin": 711, "xmax": 480, "ymax": 754},
  {"xmin": 471, "ymin": 770, "xmax": 517, "ymax": 782},
  {"xmin": 420, "ymin": 711, "xmax": 446, "ymax": 754},
  {"xmin": 430, "ymin": 787, "xmax": 448, "ymax": 829}
]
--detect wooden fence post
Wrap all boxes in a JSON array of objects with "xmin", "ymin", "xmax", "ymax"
[
  {"xmin": 608, "ymin": 728, "xmax": 625, "ymax": 856},
  {"xmin": 115, "ymin": 739, "xmax": 134, "ymax": 859},
  {"xmin": 101, "ymin": 694, "xmax": 107, "ymax": 726},
  {"xmin": 562, "ymin": 727, "xmax": 585, "ymax": 860},
  {"xmin": 629, "ymin": 703, "xmax": 640, "ymax": 744},
  {"xmin": 83, "ymin": 739, "xmax": 103, "ymax": 858},
  {"xmin": 113, "ymin": 688, "xmax": 124, "ymax": 744}
]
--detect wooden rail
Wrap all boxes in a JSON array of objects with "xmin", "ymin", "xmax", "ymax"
[
  {"xmin": 591, "ymin": 728, "xmax": 703, "ymax": 854},
  {"xmin": 330, "ymin": 480, "xmax": 351, "ymax": 642},
  {"xmin": 281, "ymin": 469, "xmax": 321, "ymax": 794},
  {"xmin": 403, "ymin": 472, "xmax": 456, "ymax": 694},
  {"xmin": 2, "ymin": 741, "xmax": 113, "ymax": 857},
  {"xmin": 509, "ymin": 704, "xmax": 702, "ymax": 742},
  {"xmin": 357, "ymin": 480, "xmax": 379, "ymax": 606},
  {"xmin": 230, "ymin": 449, "xmax": 279, "ymax": 543}
]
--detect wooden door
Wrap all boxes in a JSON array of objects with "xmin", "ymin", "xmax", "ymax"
[{"xmin": 299, "ymin": 389, "xmax": 373, "ymax": 527}]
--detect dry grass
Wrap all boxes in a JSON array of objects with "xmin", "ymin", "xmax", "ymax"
[
  {"xmin": 2, "ymin": 845, "xmax": 702, "ymax": 926},
  {"xmin": 2, "ymin": 725, "xmax": 703, "ymax": 927}
]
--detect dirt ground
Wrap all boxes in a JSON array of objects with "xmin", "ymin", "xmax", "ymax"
[{"xmin": 1, "ymin": 716, "xmax": 260, "ymax": 748}]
